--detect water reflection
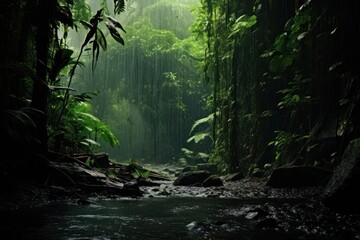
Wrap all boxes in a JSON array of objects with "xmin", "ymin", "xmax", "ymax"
[{"xmin": 1, "ymin": 197, "xmax": 359, "ymax": 240}]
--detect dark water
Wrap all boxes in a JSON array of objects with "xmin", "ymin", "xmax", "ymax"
[{"xmin": 1, "ymin": 197, "xmax": 359, "ymax": 240}]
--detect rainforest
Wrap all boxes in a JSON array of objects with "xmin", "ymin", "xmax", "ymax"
[{"xmin": 1, "ymin": 0, "xmax": 360, "ymax": 239}]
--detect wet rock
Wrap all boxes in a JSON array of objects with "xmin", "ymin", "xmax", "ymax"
[
  {"xmin": 121, "ymin": 182, "xmax": 142, "ymax": 197},
  {"xmin": 136, "ymin": 179, "xmax": 160, "ymax": 187},
  {"xmin": 182, "ymin": 165, "xmax": 197, "ymax": 173},
  {"xmin": 163, "ymin": 168, "xmax": 176, "ymax": 175},
  {"xmin": 124, "ymin": 180, "xmax": 139, "ymax": 189},
  {"xmin": 245, "ymin": 212, "xmax": 258, "ymax": 220},
  {"xmin": 245, "ymin": 207, "xmax": 268, "ymax": 220},
  {"xmin": 256, "ymin": 217, "xmax": 278, "ymax": 229},
  {"xmin": 202, "ymin": 175, "xmax": 223, "ymax": 187},
  {"xmin": 250, "ymin": 168, "xmax": 265, "ymax": 178},
  {"xmin": 266, "ymin": 165, "xmax": 333, "ymax": 188},
  {"xmin": 76, "ymin": 198, "xmax": 96, "ymax": 205},
  {"xmin": 186, "ymin": 221, "xmax": 197, "ymax": 230},
  {"xmin": 173, "ymin": 170, "xmax": 211, "ymax": 186},
  {"xmin": 322, "ymin": 138, "xmax": 360, "ymax": 213},
  {"xmin": 222, "ymin": 172, "xmax": 244, "ymax": 182},
  {"xmin": 65, "ymin": 174, "xmax": 142, "ymax": 198},
  {"xmin": 48, "ymin": 162, "xmax": 108, "ymax": 187}
]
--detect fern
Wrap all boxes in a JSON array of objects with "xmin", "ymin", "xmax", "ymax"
[
  {"xmin": 189, "ymin": 113, "xmax": 213, "ymax": 134},
  {"xmin": 187, "ymin": 132, "xmax": 211, "ymax": 144},
  {"xmin": 113, "ymin": 0, "xmax": 126, "ymax": 14}
]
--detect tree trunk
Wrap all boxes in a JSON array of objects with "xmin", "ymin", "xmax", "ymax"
[
  {"xmin": 228, "ymin": 42, "xmax": 240, "ymax": 173},
  {"xmin": 31, "ymin": 0, "xmax": 56, "ymax": 153}
]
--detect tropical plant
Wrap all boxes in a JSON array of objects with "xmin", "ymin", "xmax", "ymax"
[
  {"xmin": 44, "ymin": 1, "xmax": 129, "ymax": 154},
  {"xmin": 73, "ymin": 0, "xmax": 209, "ymax": 162},
  {"xmin": 48, "ymin": 94, "xmax": 119, "ymax": 153},
  {"xmin": 187, "ymin": 113, "xmax": 213, "ymax": 144},
  {"xmin": 190, "ymin": 0, "xmax": 261, "ymax": 173},
  {"xmin": 127, "ymin": 158, "xmax": 150, "ymax": 180}
]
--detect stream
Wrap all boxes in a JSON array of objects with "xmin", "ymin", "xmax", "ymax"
[{"xmin": 1, "ymin": 195, "xmax": 360, "ymax": 240}]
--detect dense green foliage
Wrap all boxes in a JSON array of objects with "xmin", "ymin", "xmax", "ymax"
[
  {"xmin": 192, "ymin": 0, "xmax": 360, "ymax": 174},
  {"xmin": 0, "ymin": 0, "xmax": 128, "ymax": 175},
  {"xmin": 75, "ymin": 0, "xmax": 210, "ymax": 162},
  {"xmin": 1, "ymin": 0, "xmax": 360, "ymax": 178}
]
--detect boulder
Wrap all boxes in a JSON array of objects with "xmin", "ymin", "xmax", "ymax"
[
  {"xmin": 266, "ymin": 165, "xmax": 332, "ymax": 188},
  {"xmin": 173, "ymin": 170, "xmax": 211, "ymax": 186},
  {"xmin": 202, "ymin": 175, "xmax": 223, "ymax": 187},
  {"xmin": 222, "ymin": 171, "xmax": 244, "ymax": 182},
  {"xmin": 48, "ymin": 161, "xmax": 142, "ymax": 197},
  {"xmin": 182, "ymin": 165, "xmax": 197, "ymax": 173},
  {"xmin": 251, "ymin": 168, "xmax": 265, "ymax": 178},
  {"xmin": 322, "ymin": 138, "xmax": 360, "ymax": 213}
]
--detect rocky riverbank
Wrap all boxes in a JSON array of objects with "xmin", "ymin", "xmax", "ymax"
[
  {"xmin": 1, "ymin": 145, "xmax": 360, "ymax": 220},
  {"xmin": 2, "ymin": 153, "xmax": 360, "ymax": 239},
  {"xmin": 0, "ymin": 156, "xmax": 323, "ymax": 211}
]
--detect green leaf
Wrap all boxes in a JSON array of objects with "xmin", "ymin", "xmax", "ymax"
[
  {"xmin": 82, "ymin": 27, "xmax": 96, "ymax": 48},
  {"xmin": 235, "ymin": 14, "xmax": 257, "ymax": 28},
  {"xmin": 105, "ymin": 22, "xmax": 125, "ymax": 45},
  {"xmin": 274, "ymin": 33, "xmax": 287, "ymax": 52},
  {"xmin": 181, "ymin": 148, "xmax": 194, "ymax": 156},
  {"xmin": 329, "ymin": 62, "xmax": 342, "ymax": 72},
  {"xmin": 229, "ymin": 14, "xmax": 257, "ymax": 37},
  {"xmin": 105, "ymin": 14, "xmax": 126, "ymax": 33},
  {"xmin": 49, "ymin": 48, "xmax": 74, "ymax": 82},
  {"xmin": 97, "ymin": 124, "xmax": 120, "ymax": 146},
  {"xmin": 189, "ymin": 113, "xmax": 214, "ymax": 134},
  {"xmin": 260, "ymin": 110, "xmax": 273, "ymax": 118},
  {"xmin": 282, "ymin": 55, "xmax": 294, "ymax": 67},
  {"xmin": 92, "ymin": 40, "xmax": 100, "ymax": 70},
  {"xmin": 113, "ymin": 0, "xmax": 126, "ymax": 14},
  {"xmin": 96, "ymin": 29, "xmax": 107, "ymax": 51},
  {"xmin": 77, "ymin": 112, "xmax": 100, "ymax": 122},
  {"xmin": 80, "ymin": 20, "xmax": 92, "ymax": 29},
  {"xmin": 269, "ymin": 55, "xmax": 282, "ymax": 73},
  {"xmin": 339, "ymin": 99, "xmax": 350, "ymax": 106},
  {"xmin": 48, "ymin": 86, "xmax": 76, "ymax": 91},
  {"xmin": 297, "ymin": 31, "xmax": 308, "ymax": 41},
  {"xmin": 260, "ymin": 50, "xmax": 274, "ymax": 58},
  {"xmin": 81, "ymin": 138, "xmax": 101, "ymax": 147},
  {"xmin": 111, "ymin": 31, "xmax": 124, "ymax": 45},
  {"xmin": 187, "ymin": 132, "xmax": 210, "ymax": 143},
  {"xmin": 291, "ymin": 94, "xmax": 300, "ymax": 103}
]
